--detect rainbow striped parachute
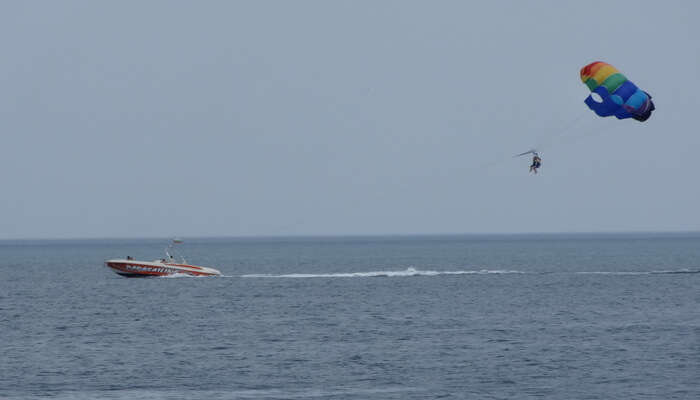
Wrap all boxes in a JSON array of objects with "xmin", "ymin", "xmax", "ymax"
[{"xmin": 580, "ymin": 61, "xmax": 655, "ymax": 122}]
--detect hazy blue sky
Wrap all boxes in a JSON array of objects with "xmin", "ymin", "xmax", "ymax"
[{"xmin": 1, "ymin": 1, "xmax": 699, "ymax": 239}]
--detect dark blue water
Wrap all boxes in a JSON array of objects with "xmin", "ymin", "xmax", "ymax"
[{"xmin": 2, "ymin": 234, "xmax": 699, "ymax": 399}]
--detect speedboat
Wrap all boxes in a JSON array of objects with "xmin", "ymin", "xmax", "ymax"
[{"xmin": 104, "ymin": 239, "xmax": 221, "ymax": 277}]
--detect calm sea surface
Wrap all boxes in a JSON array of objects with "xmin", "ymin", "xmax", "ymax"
[{"xmin": 1, "ymin": 234, "xmax": 699, "ymax": 399}]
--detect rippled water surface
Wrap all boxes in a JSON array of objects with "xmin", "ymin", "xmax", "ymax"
[{"xmin": 2, "ymin": 234, "xmax": 699, "ymax": 399}]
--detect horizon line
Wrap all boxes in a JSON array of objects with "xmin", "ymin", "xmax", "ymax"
[{"xmin": 2, "ymin": 229, "xmax": 700, "ymax": 242}]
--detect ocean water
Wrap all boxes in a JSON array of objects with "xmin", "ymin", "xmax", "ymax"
[{"xmin": 1, "ymin": 234, "xmax": 699, "ymax": 399}]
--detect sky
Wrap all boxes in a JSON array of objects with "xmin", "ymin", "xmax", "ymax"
[{"xmin": 1, "ymin": 0, "xmax": 699, "ymax": 239}]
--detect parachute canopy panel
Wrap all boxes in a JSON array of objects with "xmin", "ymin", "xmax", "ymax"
[{"xmin": 580, "ymin": 61, "xmax": 655, "ymax": 122}]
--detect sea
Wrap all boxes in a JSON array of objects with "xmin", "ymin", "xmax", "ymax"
[{"xmin": 1, "ymin": 233, "xmax": 699, "ymax": 399}]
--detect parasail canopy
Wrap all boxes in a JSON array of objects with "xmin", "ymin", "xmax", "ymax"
[{"xmin": 580, "ymin": 61, "xmax": 655, "ymax": 122}]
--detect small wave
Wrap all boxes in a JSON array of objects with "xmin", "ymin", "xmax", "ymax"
[
  {"xmin": 36, "ymin": 387, "xmax": 422, "ymax": 400},
  {"xmin": 651, "ymin": 269, "xmax": 700, "ymax": 274},
  {"xmin": 576, "ymin": 269, "xmax": 700, "ymax": 276},
  {"xmin": 241, "ymin": 267, "xmax": 525, "ymax": 278}
]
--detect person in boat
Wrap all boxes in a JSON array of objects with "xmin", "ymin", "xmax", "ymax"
[{"xmin": 529, "ymin": 153, "xmax": 542, "ymax": 174}]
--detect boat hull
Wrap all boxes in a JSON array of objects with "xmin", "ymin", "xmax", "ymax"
[{"xmin": 104, "ymin": 260, "xmax": 221, "ymax": 277}]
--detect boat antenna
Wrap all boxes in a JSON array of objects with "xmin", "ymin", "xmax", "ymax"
[{"xmin": 165, "ymin": 238, "xmax": 186, "ymax": 263}]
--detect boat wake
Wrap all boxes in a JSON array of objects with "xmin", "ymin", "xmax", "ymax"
[
  {"xmin": 158, "ymin": 273, "xmax": 198, "ymax": 279},
  {"xmin": 240, "ymin": 267, "xmax": 526, "ymax": 278},
  {"xmin": 238, "ymin": 267, "xmax": 700, "ymax": 279}
]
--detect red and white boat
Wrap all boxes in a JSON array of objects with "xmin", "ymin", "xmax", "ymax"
[{"xmin": 105, "ymin": 239, "xmax": 221, "ymax": 277}]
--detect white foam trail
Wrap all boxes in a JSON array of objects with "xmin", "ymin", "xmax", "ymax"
[
  {"xmin": 160, "ymin": 273, "xmax": 193, "ymax": 278},
  {"xmin": 169, "ymin": 268, "xmax": 698, "ymax": 279},
  {"xmin": 241, "ymin": 267, "xmax": 525, "ymax": 278}
]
